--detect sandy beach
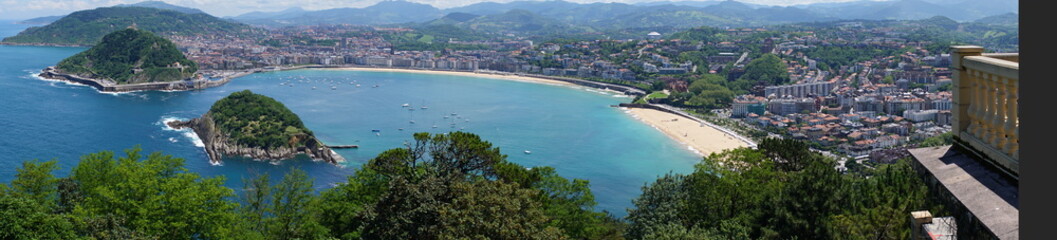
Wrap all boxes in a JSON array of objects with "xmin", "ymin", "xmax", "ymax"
[
  {"xmin": 625, "ymin": 108, "xmax": 749, "ymax": 156},
  {"xmin": 329, "ymin": 67, "xmax": 579, "ymax": 87}
]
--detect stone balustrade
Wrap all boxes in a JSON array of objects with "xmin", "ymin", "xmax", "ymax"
[{"xmin": 951, "ymin": 46, "xmax": 1019, "ymax": 177}]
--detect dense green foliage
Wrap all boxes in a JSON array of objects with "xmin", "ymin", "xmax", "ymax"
[
  {"xmin": 667, "ymin": 74, "xmax": 744, "ymax": 110},
  {"xmin": 738, "ymin": 53, "xmax": 790, "ymax": 86},
  {"xmin": 0, "ymin": 135, "xmax": 942, "ymax": 239},
  {"xmin": 916, "ymin": 132, "xmax": 954, "ymax": 148},
  {"xmin": 2, "ymin": 6, "xmax": 252, "ymax": 46},
  {"xmin": 801, "ymin": 45, "xmax": 903, "ymax": 71},
  {"xmin": 208, "ymin": 90, "xmax": 315, "ymax": 150},
  {"xmin": 625, "ymin": 138, "xmax": 944, "ymax": 239},
  {"xmin": 0, "ymin": 131, "xmax": 626, "ymax": 239},
  {"xmin": 56, "ymin": 28, "xmax": 197, "ymax": 84},
  {"xmin": 381, "ymin": 25, "xmax": 492, "ymax": 51}
]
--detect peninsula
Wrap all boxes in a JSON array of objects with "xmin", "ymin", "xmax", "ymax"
[
  {"xmin": 38, "ymin": 28, "xmax": 231, "ymax": 92},
  {"xmin": 166, "ymin": 90, "xmax": 345, "ymax": 165}
]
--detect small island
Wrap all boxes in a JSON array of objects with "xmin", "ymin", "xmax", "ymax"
[
  {"xmin": 167, "ymin": 90, "xmax": 346, "ymax": 165},
  {"xmin": 38, "ymin": 28, "xmax": 231, "ymax": 92}
]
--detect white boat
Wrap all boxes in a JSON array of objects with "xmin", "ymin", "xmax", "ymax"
[
  {"xmin": 410, "ymin": 120, "xmax": 415, "ymax": 124},
  {"xmin": 524, "ymin": 150, "xmax": 531, "ymax": 154},
  {"xmin": 312, "ymin": 86, "xmax": 317, "ymax": 90},
  {"xmin": 402, "ymin": 103, "xmax": 410, "ymax": 107},
  {"xmin": 432, "ymin": 125, "xmax": 438, "ymax": 128},
  {"xmin": 331, "ymin": 86, "xmax": 337, "ymax": 90}
]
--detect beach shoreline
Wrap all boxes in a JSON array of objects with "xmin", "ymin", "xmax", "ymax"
[
  {"xmin": 624, "ymin": 107, "xmax": 749, "ymax": 157},
  {"xmin": 323, "ymin": 67, "xmax": 580, "ymax": 87}
]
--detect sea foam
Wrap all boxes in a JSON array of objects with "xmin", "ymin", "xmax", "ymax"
[{"xmin": 158, "ymin": 116, "xmax": 205, "ymax": 147}]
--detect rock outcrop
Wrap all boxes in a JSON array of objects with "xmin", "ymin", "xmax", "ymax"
[{"xmin": 167, "ymin": 114, "xmax": 346, "ymax": 165}]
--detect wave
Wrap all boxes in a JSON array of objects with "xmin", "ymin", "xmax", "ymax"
[{"xmin": 157, "ymin": 116, "xmax": 205, "ymax": 147}]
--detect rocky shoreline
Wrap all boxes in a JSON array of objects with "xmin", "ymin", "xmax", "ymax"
[
  {"xmin": 38, "ymin": 66, "xmax": 234, "ymax": 93},
  {"xmin": 166, "ymin": 114, "xmax": 346, "ymax": 165}
]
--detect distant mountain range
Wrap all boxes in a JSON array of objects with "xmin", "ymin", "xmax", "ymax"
[
  {"xmin": 229, "ymin": 1, "xmax": 444, "ymax": 27},
  {"xmin": 226, "ymin": 0, "xmax": 1017, "ymax": 29},
  {"xmin": 13, "ymin": 1, "xmax": 207, "ymax": 25},
  {"xmin": 3, "ymin": 5, "xmax": 253, "ymax": 46},
  {"xmin": 115, "ymin": 1, "xmax": 206, "ymax": 14},
  {"xmin": 8, "ymin": 0, "xmax": 1016, "ymax": 45}
]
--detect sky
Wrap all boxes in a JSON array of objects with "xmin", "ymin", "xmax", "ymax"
[{"xmin": 0, "ymin": 0, "xmax": 878, "ymax": 20}]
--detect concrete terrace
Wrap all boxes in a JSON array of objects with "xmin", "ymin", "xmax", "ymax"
[
  {"xmin": 908, "ymin": 46, "xmax": 1018, "ymax": 239},
  {"xmin": 909, "ymin": 146, "xmax": 1018, "ymax": 239}
]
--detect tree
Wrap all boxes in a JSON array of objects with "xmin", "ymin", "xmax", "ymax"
[
  {"xmin": 10, "ymin": 159, "xmax": 60, "ymax": 205},
  {"xmin": 268, "ymin": 168, "xmax": 329, "ymax": 239},
  {"xmin": 641, "ymin": 223, "xmax": 716, "ymax": 240},
  {"xmin": 771, "ymin": 158, "xmax": 844, "ymax": 238},
  {"xmin": 622, "ymin": 140, "xmax": 946, "ymax": 239},
  {"xmin": 241, "ymin": 173, "xmax": 272, "ymax": 235},
  {"xmin": 435, "ymin": 180, "xmax": 564, "ymax": 240},
  {"xmin": 316, "ymin": 167, "xmax": 389, "ymax": 239},
  {"xmin": 70, "ymin": 147, "xmax": 242, "ymax": 239},
  {"xmin": 625, "ymin": 174, "xmax": 689, "ymax": 240},
  {"xmin": 0, "ymin": 194, "xmax": 77, "ymax": 239},
  {"xmin": 360, "ymin": 132, "xmax": 560, "ymax": 239},
  {"xmin": 738, "ymin": 53, "xmax": 790, "ymax": 86},
  {"xmin": 757, "ymin": 138, "xmax": 821, "ymax": 172}
]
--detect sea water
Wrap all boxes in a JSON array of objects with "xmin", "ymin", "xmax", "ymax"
[{"xmin": 0, "ymin": 21, "xmax": 701, "ymax": 215}]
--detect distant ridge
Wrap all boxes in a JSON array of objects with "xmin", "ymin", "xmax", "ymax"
[
  {"xmin": 2, "ymin": 6, "xmax": 252, "ymax": 46},
  {"xmin": 228, "ymin": 0, "xmax": 1016, "ymax": 28},
  {"xmin": 13, "ymin": 1, "xmax": 210, "ymax": 26},
  {"xmin": 116, "ymin": 1, "xmax": 207, "ymax": 14},
  {"xmin": 14, "ymin": 15, "xmax": 63, "ymax": 25},
  {"xmin": 231, "ymin": 0, "xmax": 443, "ymax": 27}
]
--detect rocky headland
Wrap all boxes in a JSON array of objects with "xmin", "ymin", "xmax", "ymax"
[{"xmin": 166, "ymin": 90, "xmax": 346, "ymax": 165}]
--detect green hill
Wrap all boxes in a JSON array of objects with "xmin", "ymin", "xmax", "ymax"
[
  {"xmin": 55, "ymin": 28, "xmax": 197, "ymax": 84},
  {"xmin": 208, "ymin": 90, "xmax": 315, "ymax": 150},
  {"xmin": 2, "ymin": 6, "xmax": 251, "ymax": 46}
]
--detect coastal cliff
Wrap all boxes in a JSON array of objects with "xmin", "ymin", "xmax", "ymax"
[{"xmin": 166, "ymin": 90, "xmax": 345, "ymax": 165}]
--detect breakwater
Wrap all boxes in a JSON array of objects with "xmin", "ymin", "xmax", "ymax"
[{"xmin": 38, "ymin": 66, "xmax": 241, "ymax": 93}]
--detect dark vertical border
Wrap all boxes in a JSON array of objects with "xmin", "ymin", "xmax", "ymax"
[{"xmin": 1020, "ymin": 0, "xmax": 1049, "ymax": 239}]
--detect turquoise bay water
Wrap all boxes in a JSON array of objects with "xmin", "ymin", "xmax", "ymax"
[{"xmin": 0, "ymin": 22, "xmax": 701, "ymax": 215}]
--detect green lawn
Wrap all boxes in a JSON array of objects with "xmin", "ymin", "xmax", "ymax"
[{"xmin": 645, "ymin": 91, "xmax": 669, "ymax": 99}]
